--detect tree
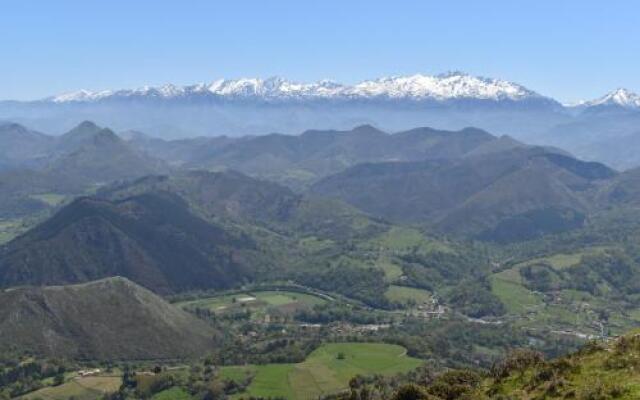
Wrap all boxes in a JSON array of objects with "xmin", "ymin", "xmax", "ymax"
[
  {"xmin": 52, "ymin": 373, "xmax": 65, "ymax": 386},
  {"xmin": 392, "ymin": 385, "xmax": 430, "ymax": 400}
]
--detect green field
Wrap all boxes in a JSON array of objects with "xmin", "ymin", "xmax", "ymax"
[
  {"xmin": 489, "ymin": 269, "xmax": 543, "ymax": 314},
  {"xmin": 21, "ymin": 376, "xmax": 121, "ymax": 400},
  {"xmin": 219, "ymin": 366, "xmax": 253, "ymax": 382},
  {"xmin": 376, "ymin": 258, "xmax": 404, "ymax": 281},
  {"xmin": 299, "ymin": 236, "xmax": 335, "ymax": 253},
  {"xmin": 489, "ymin": 247, "xmax": 640, "ymax": 334},
  {"xmin": 512, "ymin": 247, "xmax": 611, "ymax": 271},
  {"xmin": 491, "ymin": 247, "xmax": 613, "ymax": 316},
  {"xmin": 223, "ymin": 342, "xmax": 422, "ymax": 399},
  {"xmin": 384, "ymin": 285, "xmax": 432, "ymax": 305},
  {"xmin": 177, "ymin": 290, "xmax": 326, "ymax": 317}
]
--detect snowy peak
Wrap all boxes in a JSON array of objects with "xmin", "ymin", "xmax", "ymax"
[
  {"xmin": 47, "ymin": 73, "xmax": 549, "ymax": 104},
  {"xmin": 204, "ymin": 76, "xmax": 346, "ymax": 98},
  {"xmin": 585, "ymin": 88, "xmax": 640, "ymax": 109},
  {"xmin": 52, "ymin": 89, "xmax": 114, "ymax": 103},
  {"xmin": 350, "ymin": 72, "xmax": 539, "ymax": 100}
]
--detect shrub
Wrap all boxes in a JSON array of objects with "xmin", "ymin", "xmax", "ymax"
[
  {"xmin": 426, "ymin": 370, "xmax": 482, "ymax": 400},
  {"xmin": 490, "ymin": 349, "xmax": 545, "ymax": 380},
  {"xmin": 577, "ymin": 379, "xmax": 627, "ymax": 400},
  {"xmin": 392, "ymin": 384, "xmax": 433, "ymax": 400}
]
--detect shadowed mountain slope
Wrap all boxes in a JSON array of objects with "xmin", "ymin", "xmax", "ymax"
[
  {"xmin": 311, "ymin": 147, "xmax": 616, "ymax": 241},
  {"xmin": 0, "ymin": 191, "xmax": 260, "ymax": 293},
  {"xmin": 99, "ymin": 169, "xmax": 388, "ymax": 241}
]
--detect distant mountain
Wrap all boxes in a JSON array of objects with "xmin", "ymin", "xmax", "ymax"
[
  {"xmin": 581, "ymin": 88, "xmax": 640, "ymax": 112},
  {"xmin": 0, "ymin": 192, "xmax": 260, "ymax": 293},
  {"xmin": 46, "ymin": 73, "xmax": 554, "ymax": 105},
  {"xmin": 0, "ymin": 169, "xmax": 80, "ymax": 218},
  {"xmin": 0, "ymin": 122, "xmax": 53, "ymax": 170},
  {"xmin": 0, "ymin": 120, "xmax": 167, "ymax": 178},
  {"xmin": 538, "ymin": 99, "xmax": 640, "ymax": 170},
  {"xmin": 47, "ymin": 122, "xmax": 169, "ymax": 185},
  {"xmin": 596, "ymin": 167, "xmax": 640, "ymax": 207},
  {"xmin": 123, "ymin": 130, "xmax": 238, "ymax": 166},
  {"xmin": 54, "ymin": 120, "xmax": 105, "ymax": 152},
  {"xmin": 0, "ymin": 72, "xmax": 569, "ymax": 140},
  {"xmin": 101, "ymin": 170, "xmax": 301, "ymax": 225},
  {"xmin": 0, "ymin": 121, "xmax": 167, "ymax": 218},
  {"xmin": 99, "ymin": 169, "xmax": 388, "ymax": 241},
  {"xmin": 130, "ymin": 125, "xmax": 518, "ymax": 188},
  {"xmin": 3, "ymin": 74, "xmax": 640, "ymax": 168},
  {"xmin": 0, "ymin": 277, "xmax": 215, "ymax": 360},
  {"xmin": 311, "ymin": 147, "xmax": 616, "ymax": 241}
]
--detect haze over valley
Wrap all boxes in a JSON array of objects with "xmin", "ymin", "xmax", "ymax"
[{"xmin": 3, "ymin": 73, "xmax": 640, "ymax": 170}]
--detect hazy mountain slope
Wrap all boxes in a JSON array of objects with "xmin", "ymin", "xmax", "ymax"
[
  {"xmin": 539, "ymin": 108, "xmax": 640, "ymax": 170},
  {"xmin": 0, "ymin": 277, "xmax": 215, "ymax": 360},
  {"xmin": 0, "ymin": 192, "xmax": 259, "ymax": 293},
  {"xmin": 596, "ymin": 167, "xmax": 640, "ymax": 207},
  {"xmin": 0, "ymin": 169, "xmax": 81, "ymax": 218},
  {"xmin": 0, "ymin": 121, "xmax": 168, "ymax": 219},
  {"xmin": 175, "ymin": 125, "xmax": 501, "ymax": 188},
  {"xmin": 123, "ymin": 130, "xmax": 238, "ymax": 165},
  {"xmin": 0, "ymin": 122, "xmax": 53, "ymax": 170},
  {"xmin": 311, "ymin": 148, "xmax": 615, "ymax": 240},
  {"xmin": 440, "ymin": 160, "xmax": 590, "ymax": 236},
  {"xmin": 101, "ymin": 170, "xmax": 301, "ymax": 225},
  {"xmin": 47, "ymin": 126, "xmax": 168, "ymax": 184},
  {"xmin": 0, "ymin": 72, "xmax": 563, "ymax": 139},
  {"xmin": 54, "ymin": 120, "xmax": 105, "ymax": 153},
  {"xmin": 100, "ymin": 169, "xmax": 388, "ymax": 241},
  {"xmin": 4, "ymin": 76, "xmax": 640, "ymax": 169}
]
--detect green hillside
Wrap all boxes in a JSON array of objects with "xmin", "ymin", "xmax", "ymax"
[{"xmin": 0, "ymin": 277, "xmax": 216, "ymax": 360}]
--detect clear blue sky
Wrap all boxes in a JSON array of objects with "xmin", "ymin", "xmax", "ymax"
[{"xmin": 1, "ymin": 0, "xmax": 638, "ymax": 102}]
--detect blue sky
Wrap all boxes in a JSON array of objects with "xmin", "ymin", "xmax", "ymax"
[{"xmin": 1, "ymin": 0, "xmax": 638, "ymax": 101}]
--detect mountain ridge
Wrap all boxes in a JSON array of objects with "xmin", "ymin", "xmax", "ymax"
[
  {"xmin": 31, "ymin": 74, "xmax": 639, "ymax": 113},
  {"xmin": 311, "ymin": 146, "xmax": 616, "ymax": 240},
  {"xmin": 44, "ymin": 72, "xmax": 553, "ymax": 104}
]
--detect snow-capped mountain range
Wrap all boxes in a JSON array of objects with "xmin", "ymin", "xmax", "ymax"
[
  {"xmin": 581, "ymin": 88, "xmax": 640, "ymax": 109},
  {"xmin": 47, "ymin": 72, "xmax": 550, "ymax": 104},
  {"xmin": 3, "ymin": 71, "xmax": 639, "ymax": 170},
  {"xmin": 44, "ymin": 72, "xmax": 640, "ymax": 111}
]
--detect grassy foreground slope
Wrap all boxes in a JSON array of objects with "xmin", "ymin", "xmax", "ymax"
[
  {"xmin": 222, "ymin": 343, "xmax": 422, "ymax": 399},
  {"xmin": 363, "ymin": 332, "xmax": 640, "ymax": 400},
  {"xmin": 480, "ymin": 334, "xmax": 640, "ymax": 399}
]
